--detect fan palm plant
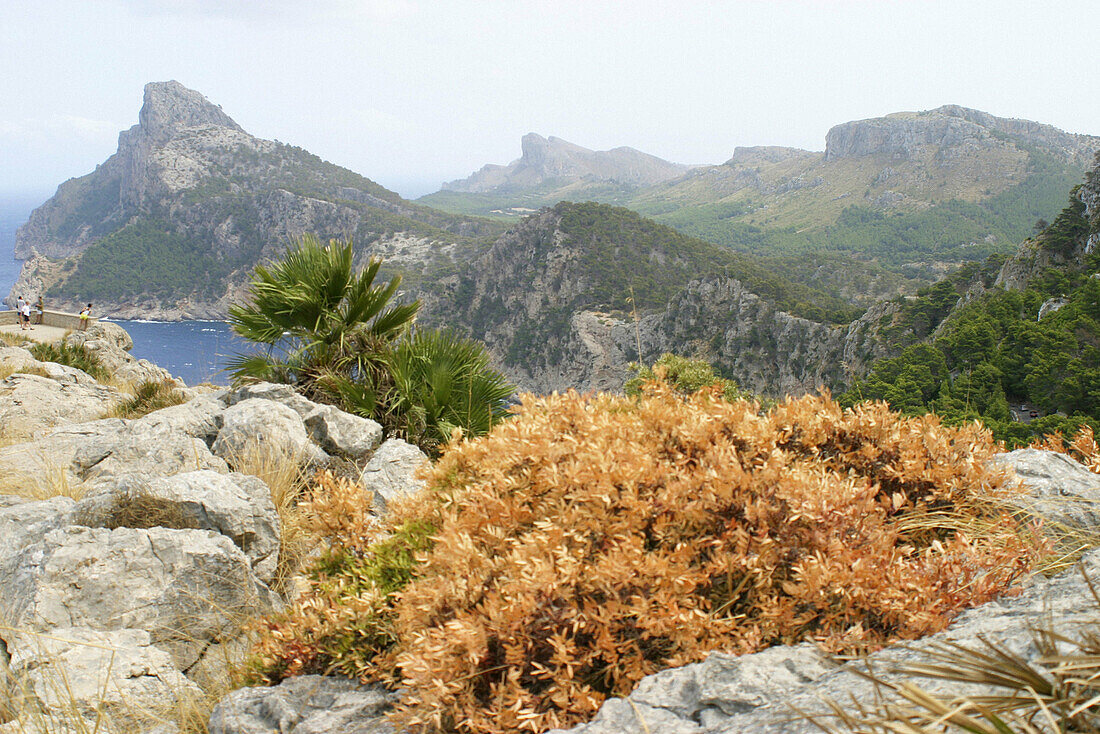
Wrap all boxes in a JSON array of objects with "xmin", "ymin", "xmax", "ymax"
[{"xmin": 227, "ymin": 235, "xmax": 419, "ymax": 393}]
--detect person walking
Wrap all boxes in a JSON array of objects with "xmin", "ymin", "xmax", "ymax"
[{"xmin": 79, "ymin": 304, "xmax": 92, "ymax": 331}]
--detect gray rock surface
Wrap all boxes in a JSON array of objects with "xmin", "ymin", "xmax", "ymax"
[
  {"xmin": 0, "ymin": 372, "xmax": 120, "ymax": 439},
  {"xmin": 996, "ymin": 448, "xmax": 1100, "ymax": 529},
  {"xmin": 0, "ymin": 415, "xmax": 229, "ymax": 484},
  {"xmin": 213, "ymin": 398, "xmax": 327, "ymax": 465},
  {"xmin": 228, "ymin": 382, "xmax": 383, "ymax": 459},
  {"xmin": 0, "ymin": 496, "xmax": 76, "ymax": 567},
  {"xmin": 0, "ymin": 525, "xmax": 280, "ymax": 670},
  {"xmin": 358, "ymin": 438, "xmax": 428, "ymax": 514},
  {"xmin": 2, "ymin": 627, "xmax": 200, "ymax": 731},
  {"xmin": 208, "ymin": 675, "xmax": 399, "ymax": 734},
  {"xmin": 73, "ymin": 470, "xmax": 280, "ymax": 583}
]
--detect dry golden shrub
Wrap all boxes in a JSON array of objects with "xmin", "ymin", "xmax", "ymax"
[
  {"xmin": 255, "ymin": 384, "xmax": 1046, "ymax": 734},
  {"xmin": 1030, "ymin": 425, "xmax": 1100, "ymax": 473}
]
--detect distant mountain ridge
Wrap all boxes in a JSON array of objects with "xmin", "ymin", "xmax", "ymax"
[
  {"xmin": 441, "ymin": 133, "xmax": 696, "ymax": 193},
  {"xmin": 423, "ymin": 106, "xmax": 1100, "ymax": 298}
]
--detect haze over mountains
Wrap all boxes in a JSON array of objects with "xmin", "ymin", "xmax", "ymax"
[
  {"xmin": 422, "ymin": 106, "xmax": 1099, "ymax": 296},
  {"xmin": 9, "ymin": 80, "xmax": 1099, "ymax": 398}
]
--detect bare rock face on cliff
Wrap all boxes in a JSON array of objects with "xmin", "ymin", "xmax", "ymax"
[
  {"xmin": 441, "ymin": 133, "xmax": 696, "ymax": 194},
  {"xmin": 12, "ymin": 81, "xmax": 499, "ymax": 319}
]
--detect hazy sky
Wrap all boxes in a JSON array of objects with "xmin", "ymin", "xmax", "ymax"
[{"xmin": 3, "ymin": 0, "xmax": 1099, "ymax": 201}]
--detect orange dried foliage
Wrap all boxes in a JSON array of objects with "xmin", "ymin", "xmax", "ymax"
[
  {"xmin": 1030, "ymin": 425, "xmax": 1100, "ymax": 474},
  {"xmin": 257, "ymin": 385, "xmax": 1046, "ymax": 734}
]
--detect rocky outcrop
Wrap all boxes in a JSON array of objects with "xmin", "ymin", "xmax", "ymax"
[
  {"xmin": 0, "ymin": 371, "xmax": 121, "ymax": 439},
  {"xmin": 208, "ymin": 676, "xmax": 399, "ymax": 734},
  {"xmin": 73, "ymin": 470, "xmax": 281, "ymax": 584},
  {"xmin": 2, "ymin": 627, "xmax": 202, "ymax": 732},
  {"xmin": 442, "ymin": 133, "xmax": 695, "ymax": 193},
  {"xmin": 359, "ymin": 438, "xmax": 429, "ymax": 514},
  {"xmin": 825, "ymin": 105, "xmax": 1100, "ymax": 164},
  {"xmin": 0, "ymin": 525, "xmax": 280, "ymax": 669},
  {"xmin": 0, "ymin": 339, "xmax": 428, "ymax": 734}
]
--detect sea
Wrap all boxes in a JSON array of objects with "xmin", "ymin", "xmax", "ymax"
[{"xmin": 0, "ymin": 196, "xmax": 248, "ymax": 386}]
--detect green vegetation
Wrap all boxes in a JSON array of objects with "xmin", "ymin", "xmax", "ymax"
[
  {"xmin": 553, "ymin": 202, "xmax": 861, "ymax": 322},
  {"xmin": 27, "ymin": 342, "xmax": 108, "ymax": 381},
  {"xmin": 842, "ymin": 191, "xmax": 1100, "ymax": 445},
  {"xmin": 111, "ymin": 379, "xmax": 187, "ymax": 419},
  {"xmin": 625, "ymin": 353, "xmax": 746, "ymax": 401},
  {"xmin": 54, "ymin": 217, "xmax": 232, "ymax": 301},
  {"xmin": 229, "ymin": 236, "xmax": 513, "ymax": 453}
]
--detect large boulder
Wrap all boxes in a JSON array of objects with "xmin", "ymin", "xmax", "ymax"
[
  {"xmin": 1, "ymin": 627, "xmax": 200, "ymax": 732},
  {"xmin": 0, "ymin": 372, "xmax": 120, "ymax": 439},
  {"xmin": 139, "ymin": 394, "xmax": 227, "ymax": 445},
  {"xmin": 358, "ymin": 438, "xmax": 428, "ymax": 514},
  {"xmin": 208, "ymin": 675, "xmax": 399, "ymax": 734},
  {"xmin": 0, "ymin": 416, "xmax": 229, "ymax": 488},
  {"xmin": 72, "ymin": 470, "xmax": 280, "ymax": 584},
  {"xmin": 995, "ymin": 448, "xmax": 1100, "ymax": 529},
  {"xmin": 0, "ymin": 346, "xmax": 39, "ymax": 372},
  {"xmin": 228, "ymin": 382, "xmax": 383, "ymax": 460},
  {"xmin": 213, "ymin": 399, "xmax": 327, "ymax": 465},
  {"xmin": 0, "ymin": 525, "xmax": 280, "ymax": 670}
]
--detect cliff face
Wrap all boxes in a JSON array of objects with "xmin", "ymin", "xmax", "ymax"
[
  {"xmin": 13, "ymin": 81, "xmax": 498, "ymax": 319},
  {"xmin": 441, "ymin": 133, "xmax": 696, "ymax": 193}
]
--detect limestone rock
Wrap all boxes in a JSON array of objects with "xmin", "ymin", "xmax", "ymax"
[
  {"xmin": 137, "ymin": 394, "xmax": 227, "ymax": 445},
  {"xmin": 208, "ymin": 675, "xmax": 399, "ymax": 734},
  {"xmin": 995, "ymin": 448, "xmax": 1100, "ymax": 529},
  {"xmin": 2, "ymin": 627, "xmax": 200, "ymax": 731},
  {"xmin": 0, "ymin": 495, "xmax": 76, "ymax": 567},
  {"xmin": 228, "ymin": 382, "xmax": 383, "ymax": 460},
  {"xmin": 302, "ymin": 404, "xmax": 382, "ymax": 460},
  {"xmin": 0, "ymin": 346, "xmax": 38, "ymax": 372},
  {"xmin": 0, "ymin": 372, "xmax": 120, "ymax": 439},
  {"xmin": 358, "ymin": 438, "xmax": 428, "ymax": 514},
  {"xmin": 72, "ymin": 470, "xmax": 280, "ymax": 583},
  {"xmin": 0, "ymin": 526, "xmax": 280, "ymax": 669},
  {"xmin": 64, "ymin": 323, "xmax": 176, "ymax": 387},
  {"xmin": 39, "ymin": 361, "xmax": 98, "ymax": 385},
  {"xmin": 213, "ymin": 399, "xmax": 327, "ymax": 465}
]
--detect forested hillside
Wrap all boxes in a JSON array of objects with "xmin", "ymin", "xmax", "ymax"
[{"xmin": 841, "ymin": 161, "xmax": 1100, "ymax": 444}]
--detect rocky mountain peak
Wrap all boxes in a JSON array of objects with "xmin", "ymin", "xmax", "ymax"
[
  {"xmin": 823, "ymin": 105, "xmax": 1099, "ymax": 165},
  {"xmin": 441, "ymin": 134, "xmax": 695, "ymax": 193},
  {"xmin": 137, "ymin": 80, "xmax": 243, "ymax": 142}
]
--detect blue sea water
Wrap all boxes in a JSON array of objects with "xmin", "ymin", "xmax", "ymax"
[{"xmin": 105, "ymin": 319, "xmax": 249, "ymax": 386}]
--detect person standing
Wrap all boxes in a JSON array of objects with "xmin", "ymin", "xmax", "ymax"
[
  {"xmin": 20, "ymin": 300, "xmax": 32, "ymax": 330},
  {"xmin": 79, "ymin": 304, "xmax": 92, "ymax": 330},
  {"xmin": 34, "ymin": 296, "xmax": 44, "ymax": 325}
]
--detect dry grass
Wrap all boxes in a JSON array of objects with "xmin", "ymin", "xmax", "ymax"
[
  {"xmin": 225, "ymin": 439, "xmax": 318, "ymax": 595},
  {"xmin": 107, "ymin": 379, "xmax": 187, "ymax": 420},
  {"xmin": 0, "ymin": 458, "xmax": 90, "ymax": 502}
]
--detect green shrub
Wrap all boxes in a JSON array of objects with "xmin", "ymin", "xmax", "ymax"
[
  {"xmin": 111, "ymin": 379, "xmax": 187, "ymax": 419},
  {"xmin": 28, "ymin": 342, "xmax": 107, "ymax": 381}
]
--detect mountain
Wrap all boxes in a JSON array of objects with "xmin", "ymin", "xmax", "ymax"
[
  {"xmin": 424, "ymin": 106, "xmax": 1100, "ymax": 300},
  {"xmin": 419, "ymin": 134, "xmax": 697, "ymax": 218},
  {"xmin": 839, "ymin": 152, "xmax": 1100, "ymax": 444},
  {"xmin": 419, "ymin": 201, "xmax": 892, "ymax": 396},
  {"xmin": 12, "ymin": 81, "xmax": 504, "ymax": 319}
]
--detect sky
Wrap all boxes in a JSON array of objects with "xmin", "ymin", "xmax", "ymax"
[{"xmin": 2, "ymin": 0, "xmax": 1100, "ymax": 202}]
